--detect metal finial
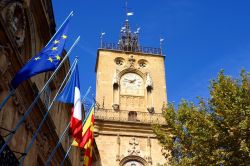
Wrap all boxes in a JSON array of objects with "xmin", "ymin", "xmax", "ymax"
[
  {"xmin": 100, "ymin": 32, "xmax": 106, "ymax": 48},
  {"xmin": 160, "ymin": 38, "xmax": 164, "ymax": 54},
  {"xmin": 100, "ymin": 32, "xmax": 106, "ymax": 38},
  {"xmin": 125, "ymin": 1, "xmax": 128, "ymax": 19},
  {"xmin": 135, "ymin": 27, "xmax": 140, "ymax": 34}
]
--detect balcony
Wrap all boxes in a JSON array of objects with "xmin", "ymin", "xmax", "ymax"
[
  {"xmin": 95, "ymin": 109, "xmax": 166, "ymax": 125},
  {"xmin": 0, "ymin": 135, "xmax": 19, "ymax": 165}
]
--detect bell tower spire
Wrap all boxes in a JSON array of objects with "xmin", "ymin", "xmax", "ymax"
[
  {"xmin": 118, "ymin": 20, "xmax": 139, "ymax": 52},
  {"xmin": 118, "ymin": 2, "xmax": 139, "ymax": 52}
]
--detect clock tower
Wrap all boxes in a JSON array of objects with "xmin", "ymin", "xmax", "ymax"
[{"xmin": 94, "ymin": 19, "xmax": 168, "ymax": 166}]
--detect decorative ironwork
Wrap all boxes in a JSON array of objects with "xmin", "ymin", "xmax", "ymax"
[
  {"xmin": 118, "ymin": 19, "xmax": 139, "ymax": 52},
  {"xmin": 100, "ymin": 19, "xmax": 162, "ymax": 55},
  {"xmin": 0, "ymin": 135, "xmax": 19, "ymax": 166},
  {"xmin": 100, "ymin": 42, "xmax": 162, "ymax": 55},
  {"xmin": 95, "ymin": 109, "xmax": 166, "ymax": 124}
]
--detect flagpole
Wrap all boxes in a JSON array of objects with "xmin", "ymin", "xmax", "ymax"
[
  {"xmin": 82, "ymin": 86, "xmax": 91, "ymax": 103},
  {"xmin": 0, "ymin": 11, "xmax": 73, "ymax": 112},
  {"xmin": 18, "ymin": 59, "xmax": 78, "ymax": 165},
  {"xmin": 0, "ymin": 89, "xmax": 15, "ymax": 111},
  {"xmin": 59, "ymin": 104, "xmax": 95, "ymax": 166},
  {"xmin": 45, "ymin": 86, "xmax": 91, "ymax": 166},
  {"xmin": 45, "ymin": 11, "xmax": 73, "ymax": 47},
  {"xmin": 60, "ymin": 145, "xmax": 72, "ymax": 166},
  {"xmin": 47, "ymin": 123, "xmax": 70, "ymax": 166},
  {"xmin": 0, "ymin": 36, "xmax": 80, "ymax": 156}
]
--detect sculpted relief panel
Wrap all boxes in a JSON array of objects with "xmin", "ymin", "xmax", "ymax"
[
  {"xmin": 118, "ymin": 137, "xmax": 149, "ymax": 166},
  {"xmin": 120, "ymin": 96, "xmax": 144, "ymax": 111},
  {"xmin": 1, "ymin": 2, "xmax": 26, "ymax": 48}
]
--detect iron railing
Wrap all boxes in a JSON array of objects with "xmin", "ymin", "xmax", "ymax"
[
  {"xmin": 0, "ymin": 135, "xmax": 19, "ymax": 165},
  {"xmin": 95, "ymin": 109, "xmax": 166, "ymax": 124},
  {"xmin": 100, "ymin": 42, "xmax": 163, "ymax": 55}
]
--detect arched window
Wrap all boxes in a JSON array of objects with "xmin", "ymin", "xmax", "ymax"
[{"xmin": 120, "ymin": 155, "xmax": 148, "ymax": 166}]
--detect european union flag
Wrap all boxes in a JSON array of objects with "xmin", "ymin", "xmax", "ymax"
[{"xmin": 11, "ymin": 18, "xmax": 70, "ymax": 89}]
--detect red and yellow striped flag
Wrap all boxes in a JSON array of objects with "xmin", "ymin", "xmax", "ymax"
[
  {"xmin": 72, "ymin": 107, "xmax": 94, "ymax": 165},
  {"xmin": 83, "ymin": 134, "xmax": 94, "ymax": 166},
  {"xmin": 72, "ymin": 107, "xmax": 94, "ymax": 148}
]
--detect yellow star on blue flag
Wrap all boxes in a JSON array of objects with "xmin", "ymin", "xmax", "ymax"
[
  {"xmin": 54, "ymin": 40, "xmax": 60, "ymax": 44},
  {"xmin": 34, "ymin": 57, "xmax": 40, "ymax": 61},
  {"xmin": 55, "ymin": 55, "xmax": 61, "ymax": 60},
  {"xmin": 11, "ymin": 17, "xmax": 71, "ymax": 89},
  {"xmin": 48, "ymin": 57, "xmax": 53, "ymax": 62},
  {"xmin": 52, "ymin": 47, "xmax": 58, "ymax": 51},
  {"xmin": 62, "ymin": 35, "xmax": 67, "ymax": 39}
]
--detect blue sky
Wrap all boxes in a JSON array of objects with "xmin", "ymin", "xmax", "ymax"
[{"xmin": 52, "ymin": 0, "xmax": 250, "ymax": 105}]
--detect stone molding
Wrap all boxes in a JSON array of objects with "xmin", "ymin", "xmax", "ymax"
[
  {"xmin": 95, "ymin": 108, "xmax": 165, "ymax": 125},
  {"xmin": 119, "ymin": 155, "xmax": 148, "ymax": 166}
]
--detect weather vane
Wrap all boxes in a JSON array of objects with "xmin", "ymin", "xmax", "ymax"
[
  {"xmin": 160, "ymin": 38, "xmax": 164, "ymax": 54},
  {"xmin": 125, "ymin": 1, "xmax": 133, "ymax": 20},
  {"xmin": 100, "ymin": 32, "xmax": 106, "ymax": 48}
]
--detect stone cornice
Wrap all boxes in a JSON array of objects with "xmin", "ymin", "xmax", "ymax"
[
  {"xmin": 95, "ymin": 119, "xmax": 169, "ymax": 138},
  {"xmin": 95, "ymin": 49, "xmax": 165, "ymax": 72}
]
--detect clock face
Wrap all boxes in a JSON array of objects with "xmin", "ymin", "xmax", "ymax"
[
  {"xmin": 123, "ymin": 161, "xmax": 144, "ymax": 166},
  {"xmin": 120, "ymin": 73, "xmax": 144, "ymax": 96}
]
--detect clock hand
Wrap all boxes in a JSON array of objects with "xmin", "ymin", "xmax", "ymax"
[{"xmin": 129, "ymin": 79, "xmax": 136, "ymax": 83}]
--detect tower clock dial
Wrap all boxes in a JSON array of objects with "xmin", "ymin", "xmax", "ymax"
[{"xmin": 120, "ymin": 73, "xmax": 144, "ymax": 96}]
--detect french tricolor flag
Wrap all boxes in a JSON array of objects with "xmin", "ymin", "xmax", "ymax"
[
  {"xmin": 56, "ymin": 63, "xmax": 83, "ymax": 143},
  {"xmin": 71, "ymin": 83, "xmax": 82, "ymax": 142}
]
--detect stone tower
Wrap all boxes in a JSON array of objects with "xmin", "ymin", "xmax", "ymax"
[{"xmin": 94, "ymin": 19, "xmax": 168, "ymax": 166}]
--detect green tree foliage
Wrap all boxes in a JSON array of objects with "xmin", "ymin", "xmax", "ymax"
[{"xmin": 153, "ymin": 71, "xmax": 250, "ymax": 166}]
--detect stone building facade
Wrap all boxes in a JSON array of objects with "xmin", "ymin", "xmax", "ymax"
[
  {"xmin": 94, "ymin": 20, "xmax": 168, "ymax": 166},
  {"xmin": 0, "ymin": 0, "xmax": 83, "ymax": 165}
]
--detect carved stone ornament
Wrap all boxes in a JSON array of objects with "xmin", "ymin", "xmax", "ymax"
[
  {"xmin": 0, "ymin": 46, "xmax": 10, "ymax": 74},
  {"xmin": 12, "ymin": 93, "xmax": 26, "ymax": 114},
  {"xmin": 112, "ymin": 104, "xmax": 119, "ymax": 110},
  {"xmin": 0, "ymin": 0, "xmax": 14, "ymax": 8},
  {"xmin": 127, "ymin": 137, "xmax": 140, "ymax": 156},
  {"xmin": 128, "ymin": 55, "xmax": 136, "ymax": 68},
  {"xmin": 147, "ymin": 107, "xmax": 155, "ymax": 114},
  {"xmin": 4, "ymin": 2, "xmax": 26, "ymax": 48},
  {"xmin": 0, "ymin": 64, "xmax": 10, "ymax": 89},
  {"xmin": 39, "ymin": 133, "xmax": 52, "ymax": 158},
  {"xmin": 112, "ymin": 69, "xmax": 119, "ymax": 86},
  {"xmin": 24, "ymin": 118, "xmax": 35, "ymax": 134},
  {"xmin": 116, "ymin": 154, "xmax": 120, "ymax": 161},
  {"xmin": 0, "ymin": 45, "xmax": 14, "ymax": 90},
  {"xmin": 145, "ymin": 73, "xmax": 153, "ymax": 89}
]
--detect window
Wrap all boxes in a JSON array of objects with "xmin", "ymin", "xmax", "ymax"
[
  {"xmin": 138, "ymin": 59, "xmax": 148, "ymax": 68},
  {"xmin": 128, "ymin": 111, "xmax": 138, "ymax": 121},
  {"xmin": 114, "ymin": 57, "xmax": 125, "ymax": 66}
]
